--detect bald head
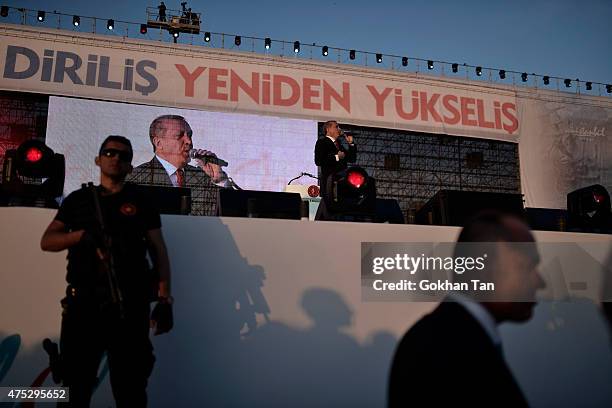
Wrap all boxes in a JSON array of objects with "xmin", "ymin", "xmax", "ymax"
[{"xmin": 453, "ymin": 210, "xmax": 544, "ymax": 323}]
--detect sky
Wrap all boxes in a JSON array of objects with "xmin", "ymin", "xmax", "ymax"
[{"xmin": 4, "ymin": 0, "xmax": 612, "ymax": 86}]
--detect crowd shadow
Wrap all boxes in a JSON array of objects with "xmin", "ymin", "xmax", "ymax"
[{"xmin": 147, "ymin": 216, "xmax": 397, "ymax": 407}]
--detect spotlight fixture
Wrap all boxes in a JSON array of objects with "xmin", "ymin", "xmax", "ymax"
[
  {"xmin": 107, "ymin": 19, "xmax": 114, "ymax": 30},
  {"xmin": 72, "ymin": 15, "xmax": 80, "ymax": 26},
  {"xmin": 326, "ymin": 166, "xmax": 376, "ymax": 218},
  {"xmin": 349, "ymin": 49, "xmax": 355, "ymax": 60},
  {"xmin": 475, "ymin": 66, "xmax": 482, "ymax": 76},
  {"xmin": 521, "ymin": 72, "xmax": 528, "ymax": 82},
  {"xmin": 322, "ymin": 46, "xmax": 328, "ymax": 56},
  {"xmin": 499, "ymin": 69, "xmax": 506, "ymax": 79},
  {"xmin": 427, "ymin": 60, "xmax": 434, "ymax": 70},
  {"xmin": 1, "ymin": 139, "xmax": 66, "ymax": 206},
  {"xmin": 293, "ymin": 41, "xmax": 300, "ymax": 53},
  {"xmin": 376, "ymin": 53, "xmax": 382, "ymax": 63},
  {"xmin": 586, "ymin": 81, "xmax": 592, "ymax": 91},
  {"xmin": 564, "ymin": 78, "xmax": 571, "ymax": 88},
  {"xmin": 607, "ymin": 84, "xmax": 612, "ymax": 94},
  {"xmin": 543, "ymin": 76, "xmax": 550, "ymax": 85},
  {"xmin": 402, "ymin": 57, "xmax": 408, "ymax": 67},
  {"xmin": 264, "ymin": 37, "xmax": 270, "ymax": 49},
  {"xmin": 37, "ymin": 10, "xmax": 45, "ymax": 22},
  {"xmin": 234, "ymin": 35, "xmax": 241, "ymax": 46},
  {"xmin": 204, "ymin": 32, "xmax": 211, "ymax": 42},
  {"xmin": 567, "ymin": 184, "xmax": 612, "ymax": 233},
  {"xmin": 172, "ymin": 30, "xmax": 179, "ymax": 38},
  {"xmin": 140, "ymin": 24, "xmax": 147, "ymax": 34},
  {"xmin": 451, "ymin": 63, "xmax": 458, "ymax": 73},
  {"xmin": 1, "ymin": 6, "xmax": 8, "ymax": 18}
]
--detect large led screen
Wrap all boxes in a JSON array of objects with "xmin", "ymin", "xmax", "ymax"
[{"xmin": 46, "ymin": 96, "xmax": 318, "ymax": 199}]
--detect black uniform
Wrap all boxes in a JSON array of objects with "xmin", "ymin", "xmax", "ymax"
[{"xmin": 55, "ymin": 184, "xmax": 161, "ymax": 407}]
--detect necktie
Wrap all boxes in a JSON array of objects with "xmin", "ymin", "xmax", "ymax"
[
  {"xmin": 334, "ymin": 139, "xmax": 341, "ymax": 151},
  {"xmin": 176, "ymin": 168, "xmax": 185, "ymax": 187}
]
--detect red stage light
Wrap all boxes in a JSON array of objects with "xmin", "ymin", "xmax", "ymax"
[
  {"xmin": 594, "ymin": 193, "xmax": 605, "ymax": 204},
  {"xmin": 347, "ymin": 171, "xmax": 365, "ymax": 188},
  {"xmin": 25, "ymin": 147, "xmax": 43, "ymax": 163}
]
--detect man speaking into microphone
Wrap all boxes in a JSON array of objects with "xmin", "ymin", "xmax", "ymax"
[
  {"xmin": 127, "ymin": 114, "xmax": 229, "ymax": 216},
  {"xmin": 314, "ymin": 120, "xmax": 357, "ymax": 220}
]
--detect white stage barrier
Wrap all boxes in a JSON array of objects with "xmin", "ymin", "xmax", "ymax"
[{"xmin": 1, "ymin": 207, "xmax": 611, "ymax": 407}]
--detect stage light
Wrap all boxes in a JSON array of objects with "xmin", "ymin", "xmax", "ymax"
[
  {"xmin": 326, "ymin": 166, "xmax": 376, "ymax": 220},
  {"xmin": 607, "ymin": 84, "xmax": 612, "ymax": 93},
  {"xmin": 586, "ymin": 81, "xmax": 592, "ymax": 91},
  {"xmin": 234, "ymin": 35, "xmax": 241, "ymax": 46},
  {"xmin": 1, "ymin": 139, "xmax": 66, "ymax": 207},
  {"xmin": 37, "ymin": 11, "xmax": 45, "ymax": 22},
  {"xmin": 349, "ymin": 49, "xmax": 355, "ymax": 60},
  {"xmin": 402, "ymin": 57, "xmax": 408, "ymax": 67},
  {"xmin": 1, "ymin": 6, "xmax": 8, "ymax": 18},
  {"xmin": 264, "ymin": 37, "xmax": 270, "ymax": 49},
  {"xmin": 427, "ymin": 60, "xmax": 434, "ymax": 70},
  {"xmin": 72, "ymin": 15, "xmax": 80, "ymax": 26},
  {"xmin": 322, "ymin": 46, "xmax": 328, "ymax": 56},
  {"xmin": 499, "ymin": 70, "xmax": 506, "ymax": 79},
  {"xmin": 567, "ymin": 184, "xmax": 612, "ymax": 233},
  {"xmin": 564, "ymin": 78, "xmax": 571, "ymax": 88},
  {"xmin": 25, "ymin": 146, "xmax": 43, "ymax": 163},
  {"xmin": 376, "ymin": 53, "xmax": 382, "ymax": 63},
  {"xmin": 543, "ymin": 76, "xmax": 550, "ymax": 85},
  {"xmin": 521, "ymin": 72, "xmax": 528, "ymax": 82},
  {"xmin": 107, "ymin": 19, "xmax": 114, "ymax": 30},
  {"xmin": 475, "ymin": 66, "xmax": 482, "ymax": 76},
  {"xmin": 140, "ymin": 24, "xmax": 147, "ymax": 34},
  {"xmin": 204, "ymin": 32, "xmax": 211, "ymax": 42},
  {"xmin": 347, "ymin": 170, "xmax": 366, "ymax": 188},
  {"xmin": 451, "ymin": 63, "xmax": 458, "ymax": 73},
  {"xmin": 293, "ymin": 41, "xmax": 300, "ymax": 53}
]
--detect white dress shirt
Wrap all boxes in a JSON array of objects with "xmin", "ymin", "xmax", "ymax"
[{"xmin": 156, "ymin": 155, "xmax": 230, "ymax": 188}]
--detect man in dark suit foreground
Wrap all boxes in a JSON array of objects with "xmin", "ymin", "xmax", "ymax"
[
  {"xmin": 314, "ymin": 120, "xmax": 356, "ymax": 220},
  {"xmin": 388, "ymin": 211, "xmax": 545, "ymax": 407}
]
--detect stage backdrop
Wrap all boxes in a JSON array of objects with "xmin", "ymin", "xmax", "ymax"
[{"xmin": 1, "ymin": 24, "xmax": 611, "ymax": 207}]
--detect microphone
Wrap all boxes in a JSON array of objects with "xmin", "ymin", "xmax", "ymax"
[
  {"xmin": 338, "ymin": 129, "xmax": 352, "ymax": 141},
  {"xmin": 189, "ymin": 149, "xmax": 228, "ymax": 167}
]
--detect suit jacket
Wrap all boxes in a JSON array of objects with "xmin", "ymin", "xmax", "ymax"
[
  {"xmin": 314, "ymin": 136, "xmax": 357, "ymax": 198},
  {"xmin": 388, "ymin": 302, "xmax": 529, "ymax": 408},
  {"xmin": 126, "ymin": 157, "xmax": 218, "ymax": 216}
]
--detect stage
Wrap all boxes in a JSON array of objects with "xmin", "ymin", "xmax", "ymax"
[{"xmin": 1, "ymin": 207, "xmax": 611, "ymax": 406}]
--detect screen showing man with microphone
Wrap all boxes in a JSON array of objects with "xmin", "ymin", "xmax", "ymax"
[{"xmin": 127, "ymin": 114, "xmax": 230, "ymax": 215}]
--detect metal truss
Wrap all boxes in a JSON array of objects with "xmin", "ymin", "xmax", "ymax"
[{"xmin": 319, "ymin": 123, "xmax": 521, "ymax": 221}]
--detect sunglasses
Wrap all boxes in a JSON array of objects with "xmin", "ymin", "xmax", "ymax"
[{"xmin": 101, "ymin": 148, "xmax": 133, "ymax": 162}]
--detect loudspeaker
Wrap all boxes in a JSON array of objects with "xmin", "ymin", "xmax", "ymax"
[
  {"xmin": 415, "ymin": 190, "xmax": 524, "ymax": 226},
  {"xmin": 218, "ymin": 189, "xmax": 302, "ymax": 220},
  {"xmin": 135, "ymin": 185, "xmax": 191, "ymax": 215},
  {"xmin": 375, "ymin": 198, "xmax": 405, "ymax": 224},
  {"xmin": 525, "ymin": 208, "xmax": 567, "ymax": 231}
]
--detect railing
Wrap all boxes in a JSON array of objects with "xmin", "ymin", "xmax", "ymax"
[{"xmin": 0, "ymin": 5, "xmax": 610, "ymax": 97}]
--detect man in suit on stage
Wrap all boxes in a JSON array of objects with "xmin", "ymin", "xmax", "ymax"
[
  {"xmin": 388, "ymin": 211, "xmax": 546, "ymax": 407},
  {"xmin": 127, "ymin": 115, "xmax": 228, "ymax": 216},
  {"xmin": 314, "ymin": 120, "xmax": 357, "ymax": 220}
]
